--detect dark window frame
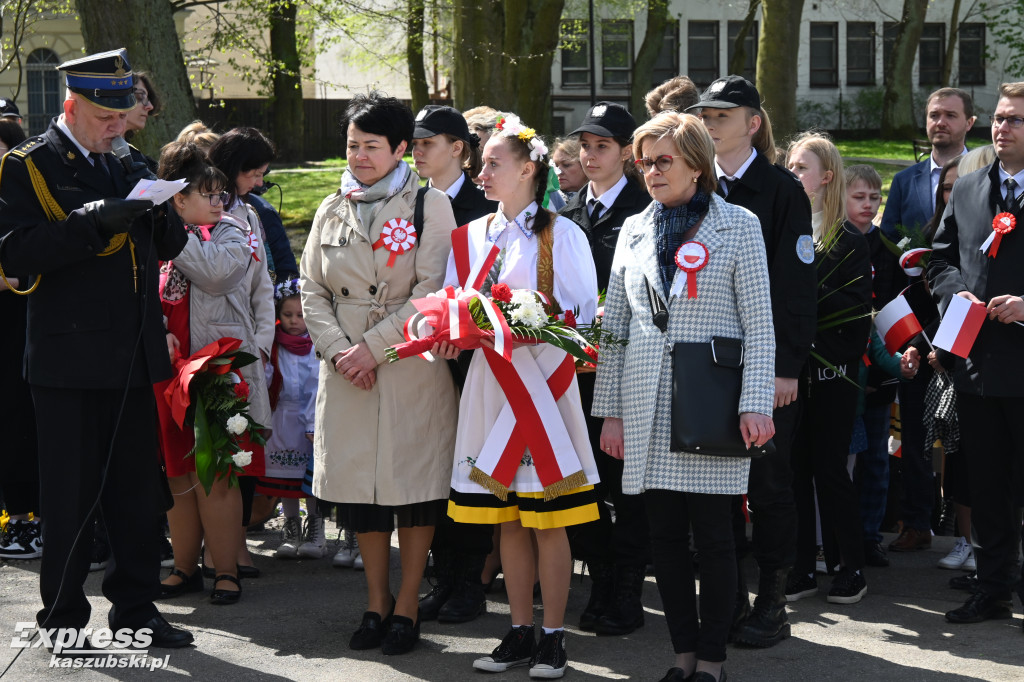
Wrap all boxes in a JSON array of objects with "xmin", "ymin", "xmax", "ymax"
[
  {"xmin": 687, "ymin": 20, "xmax": 720, "ymax": 89},
  {"xmin": 602, "ymin": 19, "xmax": 634, "ymax": 88},
  {"xmin": 958, "ymin": 23, "xmax": 985, "ymax": 86},
  {"xmin": 26, "ymin": 48, "xmax": 61, "ymax": 136},
  {"xmin": 726, "ymin": 20, "xmax": 758, "ymax": 84},
  {"xmin": 809, "ymin": 22, "xmax": 839, "ymax": 88},
  {"xmin": 560, "ymin": 20, "xmax": 591, "ymax": 88},
  {"xmin": 846, "ymin": 22, "xmax": 876, "ymax": 86},
  {"xmin": 652, "ymin": 20, "xmax": 680, "ymax": 88},
  {"xmin": 919, "ymin": 22, "xmax": 946, "ymax": 86}
]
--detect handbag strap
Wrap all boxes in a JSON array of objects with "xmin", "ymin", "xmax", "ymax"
[{"xmin": 643, "ymin": 275, "xmax": 668, "ymax": 333}]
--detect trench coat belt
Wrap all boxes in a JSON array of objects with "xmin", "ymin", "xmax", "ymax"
[{"xmin": 333, "ymin": 282, "xmax": 403, "ymax": 326}]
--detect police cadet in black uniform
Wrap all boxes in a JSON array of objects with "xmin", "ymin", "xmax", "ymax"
[
  {"xmin": 687, "ymin": 76, "xmax": 816, "ymax": 648},
  {"xmin": 0, "ymin": 49, "xmax": 192, "ymax": 649},
  {"xmin": 559, "ymin": 102, "xmax": 652, "ymax": 635}
]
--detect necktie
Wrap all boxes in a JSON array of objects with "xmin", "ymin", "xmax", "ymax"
[
  {"xmin": 719, "ymin": 177, "xmax": 735, "ymax": 198},
  {"xmin": 1004, "ymin": 178, "xmax": 1018, "ymax": 204},
  {"xmin": 91, "ymin": 152, "xmax": 110, "ymax": 176},
  {"xmin": 588, "ymin": 198, "xmax": 604, "ymax": 219}
]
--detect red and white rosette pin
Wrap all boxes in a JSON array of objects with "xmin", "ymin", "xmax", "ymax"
[
  {"xmin": 671, "ymin": 240, "xmax": 709, "ymax": 299},
  {"xmin": 980, "ymin": 212, "xmax": 1015, "ymax": 258},
  {"xmin": 373, "ymin": 218, "xmax": 417, "ymax": 267},
  {"xmin": 247, "ymin": 231, "xmax": 261, "ymax": 261}
]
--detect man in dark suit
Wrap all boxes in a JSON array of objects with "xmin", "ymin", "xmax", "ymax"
[
  {"xmin": 0, "ymin": 49, "xmax": 192, "ymax": 650},
  {"xmin": 687, "ymin": 75, "xmax": 816, "ymax": 648},
  {"xmin": 881, "ymin": 88, "xmax": 976, "ymax": 240},
  {"xmin": 929, "ymin": 81, "xmax": 1024, "ymax": 627}
]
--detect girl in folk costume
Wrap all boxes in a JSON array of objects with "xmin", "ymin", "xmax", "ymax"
[
  {"xmin": 153, "ymin": 142, "xmax": 274, "ymax": 606},
  {"xmin": 444, "ymin": 114, "xmax": 600, "ymax": 678},
  {"xmin": 257, "ymin": 279, "xmax": 324, "ymax": 559}
]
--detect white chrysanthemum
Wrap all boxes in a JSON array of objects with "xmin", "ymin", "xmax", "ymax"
[
  {"xmin": 510, "ymin": 290, "xmax": 536, "ymax": 307},
  {"xmin": 232, "ymin": 450, "xmax": 252, "ymax": 468},
  {"xmin": 510, "ymin": 296, "xmax": 547, "ymax": 328},
  {"xmin": 225, "ymin": 414, "xmax": 248, "ymax": 436}
]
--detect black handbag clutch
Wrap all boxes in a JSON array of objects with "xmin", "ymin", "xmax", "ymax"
[{"xmin": 670, "ymin": 337, "xmax": 774, "ymax": 458}]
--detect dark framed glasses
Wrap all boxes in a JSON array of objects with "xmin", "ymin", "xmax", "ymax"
[
  {"xmin": 199, "ymin": 191, "xmax": 230, "ymax": 206},
  {"xmin": 991, "ymin": 115, "xmax": 1024, "ymax": 129},
  {"xmin": 133, "ymin": 90, "xmax": 151, "ymax": 105},
  {"xmin": 634, "ymin": 155, "xmax": 685, "ymax": 174}
]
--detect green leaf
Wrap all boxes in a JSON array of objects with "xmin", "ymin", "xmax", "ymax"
[{"xmin": 192, "ymin": 392, "xmax": 217, "ymax": 496}]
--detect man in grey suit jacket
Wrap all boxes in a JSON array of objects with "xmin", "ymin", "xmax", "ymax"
[
  {"xmin": 929, "ymin": 81, "xmax": 1024, "ymax": 626},
  {"xmin": 881, "ymin": 88, "xmax": 976, "ymax": 240}
]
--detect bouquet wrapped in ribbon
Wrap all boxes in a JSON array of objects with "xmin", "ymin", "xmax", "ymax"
[
  {"xmin": 164, "ymin": 337, "xmax": 266, "ymax": 494},
  {"xmin": 385, "ymin": 283, "xmax": 598, "ymax": 365}
]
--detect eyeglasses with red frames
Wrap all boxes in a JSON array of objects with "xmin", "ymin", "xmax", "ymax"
[{"xmin": 634, "ymin": 155, "xmax": 685, "ymax": 174}]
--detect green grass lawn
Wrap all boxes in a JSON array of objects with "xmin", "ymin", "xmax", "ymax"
[{"xmin": 271, "ymin": 145, "xmax": 910, "ymax": 260}]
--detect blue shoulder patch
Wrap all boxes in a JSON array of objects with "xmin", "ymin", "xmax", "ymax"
[{"xmin": 796, "ymin": 234, "xmax": 815, "ymax": 264}]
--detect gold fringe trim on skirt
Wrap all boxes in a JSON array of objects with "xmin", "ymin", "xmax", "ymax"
[
  {"xmin": 469, "ymin": 467, "xmax": 511, "ymax": 501},
  {"xmin": 542, "ymin": 470, "xmax": 588, "ymax": 501}
]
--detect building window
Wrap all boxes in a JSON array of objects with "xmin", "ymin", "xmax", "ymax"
[
  {"xmin": 687, "ymin": 21, "xmax": 719, "ymax": 89},
  {"xmin": 602, "ymin": 20, "xmax": 633, "ymax": 87},
  {"xmin": 809, "ymin": 22, "xmax": 838, "ymax": 87},
  {"xmin": 651, "ymin": 21, "xmax": 679, "ymax": 88},
  {"xmin": 959, "ymin": 23, "xmax": 985, "ymax": 85},
  {"xmin": 726, "ymin": 20, "xmax": 758, "ymax": 83},
  {"xmin": 846, "ymin": 22, "xmax": 875, "ymax": 86},
  {"xmin": 26, "ymin": 49, "xmax": 62, "ymax": 136},
  {"xmin": 560, "ymin": 20, "xmax": 590, "ymax": 87},
  {"xmin": 919, "ymin": 23, "xmax": 945, "ymax": 85}
]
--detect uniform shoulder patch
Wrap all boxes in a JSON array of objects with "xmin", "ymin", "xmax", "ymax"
[
  {"xmin": 796, "ymin": 234, "xmax": 815, "ymax": 264},
  {"xmin": 9, "ymin": 136, "xmax": 44, "ymax": 158}
]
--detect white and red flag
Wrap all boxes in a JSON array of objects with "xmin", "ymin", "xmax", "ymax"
[
  {"xmin": 875, "ymin": 295, "xmax": 923, "ymax": 354},
  {"xmin": 933, "ymin": 294, "xmax": 987, "ymax": 358}
]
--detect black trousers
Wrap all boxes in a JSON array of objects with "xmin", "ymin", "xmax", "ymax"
[
  {"xmin": 792, "ymin": 367, "xmax": 865, "ymax": 575},
  {"xmin": 645, "ymin": 489, "xmax": 734, "ymax": 663},
  {"xmin": 32, "ymin": 385, "xmax": 163, "ymax": 630},
  {"xmin": 430, "ymin": 515, "xmax": 494, "ymax": 556},
  {"xmin": 569, "ymin": 373, "xmax": 650, "ymax": 567},
  {"xmin": 737, "ymin": 398, "xmax": 801, "ymax": 571},
  {"xmin": 0, "ymin": 375, "xmax": 39, "ymax": 515},
  {"xmin": 897, "ymin": 372, "xmax": 935, "ymax": 530},
  {"xmin": 957, "ymin": 393, "xmax": 1024, "ymax": 596}
]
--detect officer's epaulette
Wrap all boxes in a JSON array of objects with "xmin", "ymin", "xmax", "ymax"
[{"xmin": 9, "ymin": 136, "xmax": 45, "ymax": 159}]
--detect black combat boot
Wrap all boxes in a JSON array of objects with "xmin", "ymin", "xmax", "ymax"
[
  {"xmin": 419, "ymin": 549, "xmax": 454, "ymax": 621},
  {"xmin": 733, "ymin": 567, "xmax": 792, "ymax": 648},
  {"xmin": 579, "ymin": 561, "xmax": 615, "ymax": 631},
  {"xmin": 595, "ymin": 564, "xmax": 646, "ymax": 635},
  {"xmin": 728, "ymin": 560, "xmax": 751, "ymax": 642},
  {"xmin": 438, "ymin": 552, "xmax": 487, "ymax": 623}
]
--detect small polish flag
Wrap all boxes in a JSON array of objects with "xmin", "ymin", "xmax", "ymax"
[
  {"xmin": 933, "ymin": 295, "xmax": 987, "ymax": 358},
  {"xmin": 875, "ymin": 295, "xmax": 924, "ymax": 354}
]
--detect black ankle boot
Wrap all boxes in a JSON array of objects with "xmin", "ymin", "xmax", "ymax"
[
  {"xmin": 438, "ymin": 552, "xmax": 487, "ymax": 623},
  {"xmin": 595, "ymin": 564, "xmax": 646, "ymax": 635},
  {"xmin": 728, "ymin": 561, "xmax": 751, "ymax": 641},
  {"xmin": 579, "ymin": 561, "xmax": 615, "ymax": 631},
  {"xmin": 419, "ymin": 549, "xmax": 454, "ymax": 621},
  {"xmin": 733, "ymin": 567, "xmax": 792, "ymax": 648}
]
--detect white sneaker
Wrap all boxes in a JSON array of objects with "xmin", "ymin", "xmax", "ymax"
[
  {"xmin": 275, "ymin": 516, "xmax": 301, "ymax": 559},
  {"xmin": 938, "ymin": 537, "xmax": 974, "ymax": 570},
  {"xmin": 297, "ymin": 515, "xmax": 326, "ymax": 558},
  {"xmin": 332, "ymin": 529, "xmax": 360, "ymax": 568}
]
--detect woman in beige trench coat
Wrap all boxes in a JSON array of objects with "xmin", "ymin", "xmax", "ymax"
[{"xmin": 300, "ymin": 92, "xmax": 459, "ymax": 655}]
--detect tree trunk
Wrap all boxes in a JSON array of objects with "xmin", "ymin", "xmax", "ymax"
[
  {"xmin": 881, "ymin": 0, "xmax": 928, "ymax": 139},
  {"xmin": 941, "ymin": 0, "xmax": 962, "ymax": 86},
  {"xmin": 452, "ymin": 0, "xmax": 506, "ymax": 112},
  {"xmin": 729, "ymin": 0, "xmax": 761, "ymax": 76},
  {"xmin": 755, "ymin": 0, "xmax": 803, "ymax": 142},
  {"xmin": 269, "ymin": 0, "xmax": 304, "ymax": 161},
  {"xmin": 76, "ymin": 0, "xmax": 197, "ymax": 157},
  {"xmin": 407, "ymin": 0, "xmax": 429, "ymax": 112},
  {"xmin": 630, "ymin": 0, "xmax": 669, "ymax": 121},
  {"xmin": 504, "ymin": 0, "xmax": 565, "ymax": 134}
]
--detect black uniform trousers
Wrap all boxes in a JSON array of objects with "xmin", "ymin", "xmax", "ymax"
[
  {"xmin": 32, "ymin": 385, "xmax": 163, "ymax": 630},
  {"xmin": 568, "ymin": 372, "xmax": 649, "ymax": 567},
  {"xmin": 896, "ymin": 371, "xmax": 935, "ymax": 531},
  {"xmin": 792, "ymin": 367, "xmax": 865, "ymax": 575},
  {"xmin": 957, "ymin": 393, "xmax": 1024, "ymax": 597},
  {"xmin": 736, "ymin": 398, "xmax": 801, "ymax": 571}
]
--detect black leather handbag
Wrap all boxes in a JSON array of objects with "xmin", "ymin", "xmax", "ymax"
[{"xmin": 669, "ymin": 337, "xmax": 774, "ymax": 458}]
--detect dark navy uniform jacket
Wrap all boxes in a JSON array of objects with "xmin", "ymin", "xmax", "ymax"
[
  {"xmin": 450, "ymin": 172, "xmax": 497, "ymax": 228},
  {"xmin": 0, "ymin": 120, "xmax": 187, "ymax": 389}
]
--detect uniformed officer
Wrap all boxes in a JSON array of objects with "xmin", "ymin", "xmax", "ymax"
[
  {"xmin": 687, "ymin": 75, "xmax": 817, "ymax": 648},
  {"xmin": 0, "ymin": 48, "xmax": 192, "ymax": 650}
]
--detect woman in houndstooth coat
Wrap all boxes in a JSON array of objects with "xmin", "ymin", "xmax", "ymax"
[{"xmin": 592, "ymin": 112, "xmax": 775, "ymax": 682}]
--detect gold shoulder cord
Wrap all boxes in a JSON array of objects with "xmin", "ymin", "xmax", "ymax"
[{"xmin": 0, "ymin": 157, "xmax": 138, "ymax": 295}]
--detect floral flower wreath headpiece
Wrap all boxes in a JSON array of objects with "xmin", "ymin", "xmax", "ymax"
[
  {"xmin": 274, "ymin": 277, "xmax": 301, "ymax": 302},
  {"xmin": 496, "ymin": 114, "xmax": 549, "ymax": 162}
]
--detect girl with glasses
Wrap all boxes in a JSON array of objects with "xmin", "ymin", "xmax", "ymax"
[{"xmin": 152, "ymin": 141, "xmax": 275, "ymax": 606}]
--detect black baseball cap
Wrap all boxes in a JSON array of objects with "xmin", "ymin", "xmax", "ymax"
[
  {"xmin": 570, "ymin": 101, "xmax": 636, "ymax": 140},
  {"xmin": 58, "ymin": 48, "xmax": 136, "ymax": 111},
  {"xmin": 413, "ymin": 105, "xmax": 472, "ymax": 142},
  {"xmin": 0, "ymin": 98, "xmax": 20, "ymax": 119},
  {"xmin": 685, "ymin": 75, "xmax": 762, "ymax": 111}
]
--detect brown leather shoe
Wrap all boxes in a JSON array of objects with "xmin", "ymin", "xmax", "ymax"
[{"xmin": 888, "ymin": 527, "xmax": 932, "ymax": 552}]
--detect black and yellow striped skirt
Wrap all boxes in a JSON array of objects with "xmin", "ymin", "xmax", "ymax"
[{"xmin": 447, "ymin": 485, "xmax": 600, "ymax": 530}]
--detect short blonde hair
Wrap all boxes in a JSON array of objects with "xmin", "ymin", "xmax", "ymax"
[{"xmin": 632, "ymin": 112, "xmax": 717, "ymax": 197}]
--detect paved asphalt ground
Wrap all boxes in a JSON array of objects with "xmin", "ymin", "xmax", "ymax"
[{"xmin": 1, "ymin": 517, "xmax": 1022, "ymax": 681}]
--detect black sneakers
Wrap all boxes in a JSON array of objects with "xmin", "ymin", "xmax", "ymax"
[
  {"xmin": 784, "ymin": 572, "xmax": 818, "ymax": 602},
  {"xmin": 529, "ymin": 630, "xmax": 568, "ymax": 679},
  {"xmin": 0, "ymin": 520, "xmax": 42, "ymax": 560},
  {"xmin": 827, "ymin": 569, "xmax": 867, "ymax": 604},
  {"xmin": 473, "ymin": 625, "xmax": 537, "ymax": 673}
]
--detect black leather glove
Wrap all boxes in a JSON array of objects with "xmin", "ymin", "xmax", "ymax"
[
  {"xmin": 75, "ymin": 198, "xmax": 154, "ymax": 238},
  {"xmin": 126, "ymin": 160, "xmax": 156, "ymax": 184}
]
